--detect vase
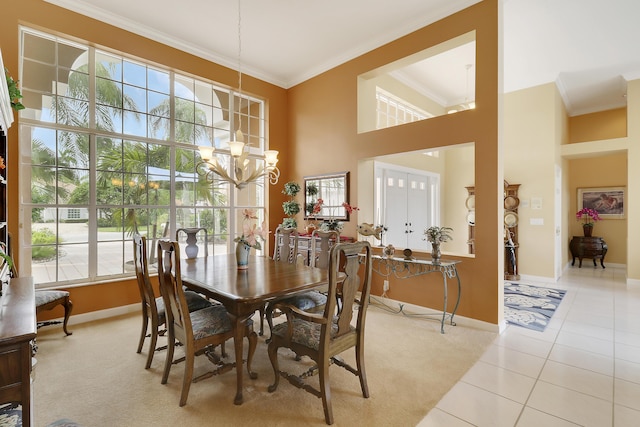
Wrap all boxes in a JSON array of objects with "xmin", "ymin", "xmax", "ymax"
[
  {"xmin": 431, "ymin": 242, "xmax": 441, "ymax": 264},
  {"xmin": 305, "ymin": 223, "xmax": 317, "ymax": 235},
  {"xmin": 235, "ymin": 242, "xmax": 251, "ymax": 270},
  {"xmin": 583, "ymin": 224, "xmax": 593, "ymax": 237},
  {"xmin": 184, "ymin": 230, "xmax": 199, "ymax": 259}
]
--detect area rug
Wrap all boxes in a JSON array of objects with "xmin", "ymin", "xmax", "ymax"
[
  {"xmin": 0, "ymin": 404, "xmax": 21, "ymax": 427},
  {"xmin": 504, "ymin": 282, "xmax": 566, "ymax": 332}
]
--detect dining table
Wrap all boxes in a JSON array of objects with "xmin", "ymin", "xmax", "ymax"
[{"xmin": 180, "ymin": 254, "xmax": 328, "ymax": 405}]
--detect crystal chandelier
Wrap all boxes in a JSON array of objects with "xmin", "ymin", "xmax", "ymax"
[{"xmin": 197, "ymin": 0, "xmax": 280, "ymax": 189}]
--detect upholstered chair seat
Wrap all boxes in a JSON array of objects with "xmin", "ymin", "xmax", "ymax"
[{"xmin": 35, "ymin": 289, "xmax": 73, "ymax": 336}]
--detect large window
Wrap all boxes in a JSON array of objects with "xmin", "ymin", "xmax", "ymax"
[{"xmin": 19, "ymin": 28, "xmax": 268, "ymax": 286}]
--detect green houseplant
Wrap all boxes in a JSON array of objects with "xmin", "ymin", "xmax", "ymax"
[
  {"xmin": 281, "ymin": 181, "xmax": 301, "ymax": 229},
  {"xmin": 5, "ymin": 68, "xmax": 25, "ymax": 111}
]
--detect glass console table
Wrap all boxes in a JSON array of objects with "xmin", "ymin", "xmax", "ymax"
[{"xmin": 370, "ymin": 255, "xmax": 461, "ymax": 333}]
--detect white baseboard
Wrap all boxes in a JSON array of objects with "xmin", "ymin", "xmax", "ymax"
[
  {"xmin": 43, "ymin": 303, "xmax": 138, "ymax": 328},
  {"xmin": 368, "ymin": 295, "xmax": 499, "ymax": 333}
]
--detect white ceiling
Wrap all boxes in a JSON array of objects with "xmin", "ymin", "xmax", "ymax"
[{"xmin": 45, "ymin": 0, "xmax": 640, "ymax": 116}]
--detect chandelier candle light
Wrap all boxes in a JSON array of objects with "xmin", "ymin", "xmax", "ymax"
[{"xmin": 197, "ymin": 0, "xmax": 279, "ymax": 189}]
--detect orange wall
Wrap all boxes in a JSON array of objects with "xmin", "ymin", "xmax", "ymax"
[
  {"xmin": 1, "ymin": 0, "xmax": 287, "ymax": 320},
  {"xmin": 3, "ymin": 0, "xmax": 501, "ymax": 326},
  {"xmin": 287, "ymin": 1, "xmax": 501, "ymax": 324},
  {"xmin": 569, "ymin": 108, "xmax": 627, "ymax": 143}
]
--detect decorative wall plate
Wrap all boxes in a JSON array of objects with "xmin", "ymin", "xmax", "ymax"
[
  {"xmin": 465, "ymin": 195, "xmax": 475, "ymax": 210},
  {"xmin": 504, "ymin": 211, "xmax": 519, "ymax": 228},
  {"xmin": 504, "ymin": 195, "xmax": 519, "ymax": 210},
  {"xmin": 466, "ymin": 211, "xmax": 476, "ymax": 226}
]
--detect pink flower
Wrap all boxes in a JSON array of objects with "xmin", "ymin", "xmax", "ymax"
[
  {"xmin": 576, "ymin": 207, "xmax": 601, "ymax": 225},
  {"xmin": 242, "ymin": 208, "xmax": 258, "ymax": 220},
  {"xmin": 235, "ymin": 211, "xmax": 268, "ymax": 250},
  {"xmin": 342, "ymin": 202, "xmax": 359, "ymax": 214}
]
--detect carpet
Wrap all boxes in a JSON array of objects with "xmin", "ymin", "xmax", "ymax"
[
  {"xmin": 0, "ymin": 404, "xmax": 20, "ymax": 427},
  {"xmin": 33, "ymin": 308, "xmax": 496, "ymax": 427},
  {"xmin": 504, "ymin": 282, "xmax": 566, "ymax": 332}
]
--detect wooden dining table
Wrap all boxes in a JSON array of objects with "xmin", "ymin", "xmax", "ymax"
[{"xmin": 180, "ymin": 254, "xmax": 328, "ymax": 405}]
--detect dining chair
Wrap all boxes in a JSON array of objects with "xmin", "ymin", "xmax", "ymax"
[
  {"xmin": 267, "ymin": 241, "xmax": 372, "ymax": 425},
  {"xmin": 133, "ymin": 234, "xmax": 213, "ymax": 369},
  {"xmin": 309, "ymin": 229, "xmax": 339, "ymax": 269},
  {"xmin": 264, "ymin": 226, "xmax": 327, "ymax": 340},
  {"xmin": 157, "ymin": 239, "xmax": 258, "ymax": 407}
]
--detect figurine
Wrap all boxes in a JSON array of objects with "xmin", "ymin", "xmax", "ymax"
[{"xmin": 357, "ymin": 223, "xmax": 384, "ymax": 240}]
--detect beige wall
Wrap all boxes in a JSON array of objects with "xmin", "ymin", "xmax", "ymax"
[{"xmin": 503, "ymin": 84, "xmax": 559, "ymax": 279}]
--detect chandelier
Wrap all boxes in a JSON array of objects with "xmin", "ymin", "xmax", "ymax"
[
  {"xmin": 447, "ymin": 63, "xmax": 476, "ymax": 114},
  {"xmin": 197, "ymin": 0, "xmax": 280, "ymax": 189}
]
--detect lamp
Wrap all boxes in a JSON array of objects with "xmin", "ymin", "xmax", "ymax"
[
  {"xmin": 447, "ymin": 63, "xmax": 476, "ymax": 114},
  {"xmin": 197, "ymin": 0, "xmax": 280, "ymax": 189}
]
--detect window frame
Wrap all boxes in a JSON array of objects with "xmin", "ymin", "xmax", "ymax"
[{"xmin": 19, "ymin": 27, "xmax": 270, "ymax": 287}]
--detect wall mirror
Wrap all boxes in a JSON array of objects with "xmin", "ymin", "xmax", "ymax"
[
  {"xmin": 357, "ymin": 31, "xmax": 476, "ymax": 133},
  {"xmin": 303, "ymin": 172, "xmax": 350, "ymax": 221}
]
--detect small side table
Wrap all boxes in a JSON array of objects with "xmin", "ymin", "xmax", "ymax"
[{"xmin": 570, "ymin": 236, "xmax": 607, "ymax": 268}]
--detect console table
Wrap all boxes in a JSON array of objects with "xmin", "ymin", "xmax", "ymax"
[
  {"xmin": 569, "ymin": 236, "xmax": 607, "ymax": 268},
  {"xmin": 369, "ymin": 256, "xmax": 461, "ymax": 333},
  {"xmin": 0, "ymin": 277, "xmax": 36, "ymax": 426}
]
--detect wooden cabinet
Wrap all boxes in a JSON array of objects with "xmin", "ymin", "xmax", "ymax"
[
  {"xmin": 570, "ymin": 236, "xmax": 607, "ymax": 268},
  {"xmin": 0, "ymin": 277, "xmax": 36, "ymax": 426}
]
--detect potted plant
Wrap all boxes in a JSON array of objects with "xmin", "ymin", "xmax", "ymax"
[
  {"xmin": 281, "ymin": 181, "xmax": 301, "ymax": 229},
  {"xmin": 304, "ymin": 183, "xmax": 320, "ymax": 234},
  {"xmin": 423, "ymin": 226, "xmax": 453, "ymax": 263},
  {"xmin": 576, "ymin": 207, "xmax": 601, "ymax": 237}
]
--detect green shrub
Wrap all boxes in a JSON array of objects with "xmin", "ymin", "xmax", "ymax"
[{"xmin": 32, "ymin": 228, "xmax": 60, "ymax": 261}]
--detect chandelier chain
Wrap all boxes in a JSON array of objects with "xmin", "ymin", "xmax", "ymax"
[{"xmin": 237, "ymin": 0, "xmax": 242, "ymax": 132}]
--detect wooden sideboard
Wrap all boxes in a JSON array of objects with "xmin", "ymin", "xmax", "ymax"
[
  {"xmin": 0, "ymin": 277, "xmax": 36, "ymax": 426},
  {"xmin": 569, "ymin": 236, "xmax": 607, "ymax": 268}
]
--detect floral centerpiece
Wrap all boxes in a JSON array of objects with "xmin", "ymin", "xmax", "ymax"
[
  {"xmin": 576, "ymin": 207, "xmax": 601, "ymax": 237},
  {"xmin": 235, "ymin": 209, "xmax": 268, "ymax": 269},
  {"xmin": 316, "ymin": 200, "xmax": 358, "ymax": 232},
  {"xmin": 423, "ymin": 226, "xmax": 453, "ymax": 263}
]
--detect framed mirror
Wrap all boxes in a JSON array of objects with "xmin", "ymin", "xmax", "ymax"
[{"xmin": 304, "ymin": 172, "xmax": 350, "ymax": 221}]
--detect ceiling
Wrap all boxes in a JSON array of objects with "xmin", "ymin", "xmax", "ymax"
[{"xmin": 45, "ymin": 0, "xmax": 640, "ymax": 116}]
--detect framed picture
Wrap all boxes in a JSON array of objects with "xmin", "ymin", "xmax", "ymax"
[{"xmin": 577, "ymin": 187, "xmax": 625, "ymax": 219}]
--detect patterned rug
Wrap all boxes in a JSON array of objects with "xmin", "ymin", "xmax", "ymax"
[
  {"xmin": 0, "ymin": 404, "xmax": 80, "ymax": 427},
  {"xmin": 504, "ymin": 282, "xmax": 566, "ymax": 332}
]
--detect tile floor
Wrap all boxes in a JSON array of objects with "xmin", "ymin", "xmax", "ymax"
[{"xmin": 418, "ymin": 265, "xmax": 640, "ymax": 427}]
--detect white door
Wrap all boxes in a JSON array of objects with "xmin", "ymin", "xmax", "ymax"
[
  {"xmin": 381, "ymin": 168, "xmax": 434, "ymax": 249},
  {"xmin": 406, "ymin": 173, "xmax": 431, "ymax": 248}
]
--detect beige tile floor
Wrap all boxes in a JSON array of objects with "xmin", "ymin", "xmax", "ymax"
[{"xmin": 419, "ymin": 264, "xmax": 640, "ymax": 427}]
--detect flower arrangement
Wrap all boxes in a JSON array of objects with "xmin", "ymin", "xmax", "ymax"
[
  {"xmin": 423, "ymin": 226, "xmax": 453, "ymax": 244},
  {"xmin": 315, "ymin": 200, "xmax": 358, "ymax": 232},
  {"xmin": 235, "ymin": 209, "xmax": 268, "ymax": 250},
  {"xmin": 576, "ymin": 207, "xmax": 601, "ymax": 226}
]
